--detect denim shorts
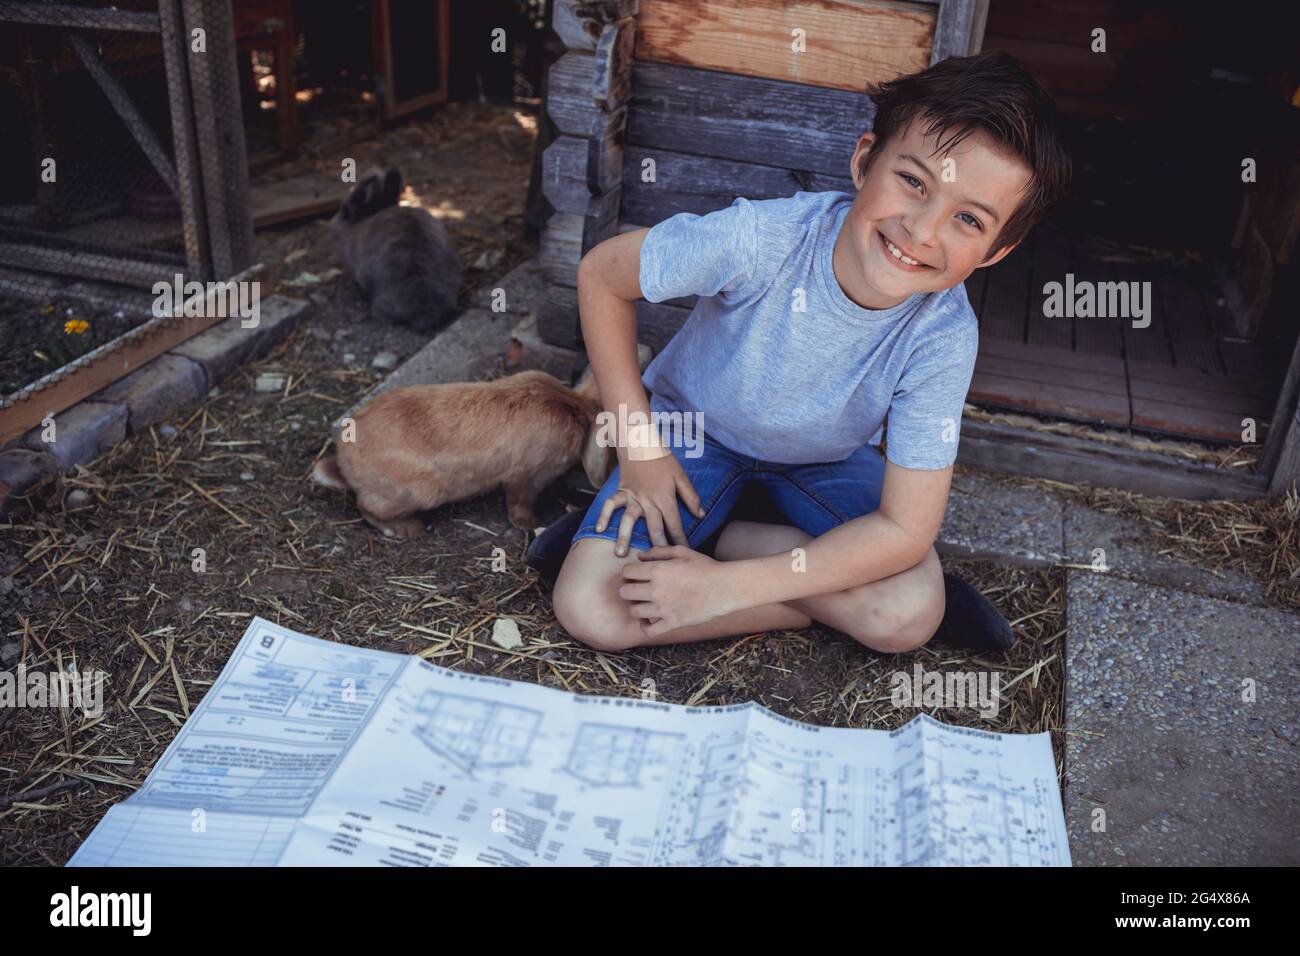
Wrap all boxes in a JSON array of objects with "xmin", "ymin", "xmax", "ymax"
[{"xmin": 570, "ymin": 428, "xmax": 887, "ymax": 553}]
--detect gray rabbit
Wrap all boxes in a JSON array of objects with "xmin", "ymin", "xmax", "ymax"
[{"xmin": 330, "ymin": 167, "xmax": 462, "ymax": 333}]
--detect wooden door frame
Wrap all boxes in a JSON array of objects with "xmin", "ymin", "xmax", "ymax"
[{"xmin": 370, "ymin": 0, "xmax": 450, "ymax": 120}]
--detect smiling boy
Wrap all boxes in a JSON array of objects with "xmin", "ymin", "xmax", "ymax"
[{"xmin": 536, "ymin": 52, "xmax": 1071, "ymax": 654}]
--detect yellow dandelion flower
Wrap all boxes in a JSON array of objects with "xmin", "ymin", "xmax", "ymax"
[{"xmin": 65, "ymin": 318, "xmax": 90, "ymax": 336}]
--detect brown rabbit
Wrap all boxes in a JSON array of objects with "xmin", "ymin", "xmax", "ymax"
[{"xmin": 312, "ymin": 367, "xmax": 615, "ymax": 539}]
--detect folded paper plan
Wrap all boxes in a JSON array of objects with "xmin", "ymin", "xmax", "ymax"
[{"xmin": 70, "ymin": 617, "xmax": 1070, "ymax": 866}]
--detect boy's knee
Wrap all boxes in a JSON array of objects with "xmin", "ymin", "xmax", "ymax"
[
  {"xmin": 553, "ymin": 554, "xmax": 643, "ymax": 653},
  {"xmin": 557, "ymin": 603, "xmax": 642, "ymax": 653},
  {"xmin": 842, "ymin": 566, "xmax": 944, "ymax": 653},
  {"xmin": 848, "ymin": 612, "xmax": 938, "ymax": 654}
]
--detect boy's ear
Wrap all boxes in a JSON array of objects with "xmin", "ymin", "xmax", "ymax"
[
  {"xmin": 978, "ymin": 241, "xmax": 1019, "ymax": 269},
  {"xmin": 850, "ymin": 131, "xmax": 879, "ymax": 189}
]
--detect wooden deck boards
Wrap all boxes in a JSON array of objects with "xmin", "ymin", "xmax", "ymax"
[{"xmin": 971, "ymin": 229, "xmax": 1280, "ymax": 443}]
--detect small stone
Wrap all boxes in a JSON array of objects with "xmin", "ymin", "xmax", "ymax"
[
  {"xmin": 371, "ymin": 351, "xmax": 398, "ymax": 371},
  {"xmin": 66, "ymin": 489, "xmax": 91, "ymax": 509},
  {"xmin": 0, "ymin": 641, "xmax": 20, "ymax": 666},
  {"xmin": 290, "ymin": 421, "xmax": 301, "ymax": 432},
  {"xmin": 255, "ymin": 372, "xmax": 287, "ymax": 393},
  {"xmin": 342, "ymin": 352, "xmax": 357, "ymax": 365},
  {"xmin": 159, "ymin": 424, "xmax": 178, "ymax": 440},
  {"xmin": 240, "ymin": 471, "xmax": 255, "ymax": 481},
  {"xmin": 472, "ymin": 249, "xmax": 504, "ymax": 271},
  {"xmin": 491, "ymin": 617, "xmax": 523, "ymax": 650}
]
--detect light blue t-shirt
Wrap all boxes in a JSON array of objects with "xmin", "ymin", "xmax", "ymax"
[{"xmin": 639, "ymin": 190, "xmax": 978, "ymax": 469}]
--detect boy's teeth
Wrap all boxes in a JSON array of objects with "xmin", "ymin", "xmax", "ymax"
[{"xmin": 884, "ymin": 236, "xmax": 921, "ymax": 266}]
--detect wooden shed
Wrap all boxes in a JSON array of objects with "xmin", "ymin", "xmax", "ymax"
[{"xmin": 537, "ymin": 0, "xmax": 1300, "ymax": 500}]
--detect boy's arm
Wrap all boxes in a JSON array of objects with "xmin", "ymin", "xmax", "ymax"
[
  {"xmin": 579, "ymin": 198, "xmax": 760, "ymax": 432},
  {"xmin": 717, "ymin": 460, "xmax": 951, "ymax": 610},
  {"xmin": 577, "ymin": 229, "xmax": 654, "ymax": 455}
]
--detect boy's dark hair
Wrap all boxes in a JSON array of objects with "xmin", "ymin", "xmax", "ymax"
[{"xmin": 863, "ymin": 51, "xmax": 1071, "ymax": 257}]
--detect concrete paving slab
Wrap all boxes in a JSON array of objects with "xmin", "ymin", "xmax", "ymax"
[
  {"xmin": 1063, "ymin": 503, "xmax": 1267, "ymax": 605},
  {"xmin": 1065, "ymin": 572, "xmax": 1299, "ymax": 865},
  {"xmin": 469, "ymin": 258, "xmax": 548, "ymax": 315},
  {"xmin": 503, "ymin": 312, "xmax": 580, "ymax": 383},
  {"xmin": 18, "ymin": 401, "xmax": 128, "ymax": 471},
  {"xmin": 171, "ymin": 294, "xmax": 308, "ymax": 388},
  {"xmin": 938, "ymin": 468, "xmax": 1067, "ymax": 567},
  {"xmin": 90, "ymin": 353, "xmax": 207, "ymax": 433}
]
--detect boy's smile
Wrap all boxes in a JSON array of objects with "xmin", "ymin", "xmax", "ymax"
[{"xmin": 833, "ymin": 116, "xmax": 1033, "ymax": 310}]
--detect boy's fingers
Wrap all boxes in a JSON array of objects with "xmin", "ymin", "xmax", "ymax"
[
  {"xmin": 615, "ymin": 503, "xmax": 641, "ymax": 556},
  {"xmin": 594, "ymin": 491, "xmax": 625, "ymax": 532},
  {"xmin": 658, "ymin": 494, "xmax": 688, "ymax": 545},
  {"xmin": 621, "ymin": 560, "xmax": 650, "ymax": 580},
  {"xmin": 664, "ymin": 508, "xmax": 689, "ymax": 547},
  {"xmin": 676, "ymin": 476, "xmax": 706, "ymax": 518},
  {"xmin": 617, "ymin": 582, "xmax": 653, "ymax": 602},
  {"xmin": 626, "ymin": 601, "xmax": 660, "ymax": 620},
  {"xmin": 642, "ymin": 545, "xmax": 689, "ymax": 560},
  {"xmin": 642, "ymin": 505, "xmax": 670, "ymax": 548}
]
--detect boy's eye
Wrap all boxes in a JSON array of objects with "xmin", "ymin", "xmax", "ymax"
[
  {"xmin": 958, "ymin": 212, "xmax": 983, "ymax": 230},
  {"xmin": 898, "ymin": 172, "xmax": 923, "ymax": 192}
]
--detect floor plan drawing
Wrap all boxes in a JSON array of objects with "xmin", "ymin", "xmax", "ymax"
[
  {"xmin": 563, "ymin": 723, "xmax": 685, "ymax": 788},
  {"xmin": 71, "ymin": 619, "xmax": 1072, "ymax": 867},
  {"xmin": 412, "ymin": 690, "xmax": 542, "ymax": 776}
]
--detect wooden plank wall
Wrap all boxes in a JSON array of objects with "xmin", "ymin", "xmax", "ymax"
[{"xmin": 634, "ymin": 0, "xmax": 935, "ymax": 91}]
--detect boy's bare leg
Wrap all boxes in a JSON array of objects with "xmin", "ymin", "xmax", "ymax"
[
  {"xmin": 552, "ymin": 521, "xmax": 942, "ymax": 653},
  {"xmin": 714, "ymin": 521, "xmax": 944, "ymax": 653},
  {"xmin": 552, "ymin": 537, "xmax": 814, "ymax": 652}
]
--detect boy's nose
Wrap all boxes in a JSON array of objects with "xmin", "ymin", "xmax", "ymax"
[{"xmin": 900, "ymin": 209, "xmax": 941, "ymax": 249}]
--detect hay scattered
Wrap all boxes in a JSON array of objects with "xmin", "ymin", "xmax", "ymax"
[
  {"xmin": 0, "ymin": 330, "xmax": 1066, "ymax": 862},
  {"xmin": 964, "ymin": 403, "xmax": 1259, "ymax": 470},
  {"xmin": 1062, "ymin": 482, "xmax": 1299, "ymax": 610}
]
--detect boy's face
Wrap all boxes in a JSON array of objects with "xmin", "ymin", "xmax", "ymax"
[{"xmin": 835, "ymin": 115, "xmax": 1032, "ymax": 310}]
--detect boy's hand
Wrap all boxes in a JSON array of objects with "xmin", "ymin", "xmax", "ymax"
[
  {"xmin": 619, "ymin": 546, "xmax": 737, "ymax": 637},
  {"xmin": 594, "ymin": 456, "xmax": 706, "ymax": 556}
]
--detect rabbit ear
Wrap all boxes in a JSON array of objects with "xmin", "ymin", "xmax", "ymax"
[
  {"xmin": 362, "ymin": 174, "xmax": 386, "ymax": 207},
  {"xmin": 382, "ymin": 167, "xmax": 403, "ymax": 206},
  {"xmin": 341, "ymin": 174, "xmax": 379, "ymax": 221}
]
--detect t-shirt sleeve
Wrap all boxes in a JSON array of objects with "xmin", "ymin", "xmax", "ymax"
[
  {"xmin": 638, "ymin": 197, "xmax": 760, "ymax": 303},
  {"xmin": 884, "ymin": 322, "xmax": 978, "ymax": 470}
]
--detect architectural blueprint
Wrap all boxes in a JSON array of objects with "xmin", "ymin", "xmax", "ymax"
[{"xmin": 70, "ymin": 617, "xmax": 1071, "ymax": 867}]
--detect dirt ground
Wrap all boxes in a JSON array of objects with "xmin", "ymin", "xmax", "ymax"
[{"xmin": 0, "ymin": 101, "xmax": 1074, "ymax": 864}]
